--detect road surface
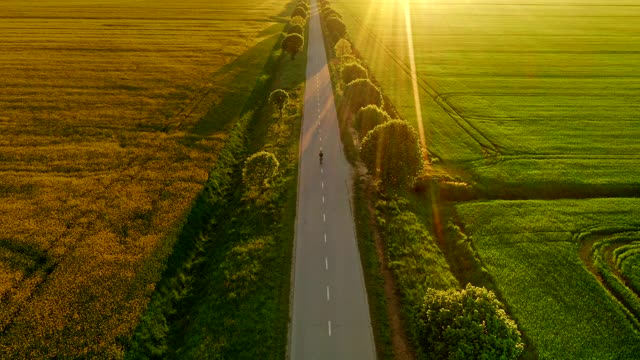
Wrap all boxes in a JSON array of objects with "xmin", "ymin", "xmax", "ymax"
[{"xmin": 288, "ymin": 0, "xmax": 376, "ymax": 359}]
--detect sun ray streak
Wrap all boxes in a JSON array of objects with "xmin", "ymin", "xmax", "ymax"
[{"xmin": 403, "ymin": 0, "xmax": 427, "ymax": 160}]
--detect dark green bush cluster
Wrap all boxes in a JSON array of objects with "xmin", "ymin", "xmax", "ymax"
[
  {"xmin": 319, "ymin": 0, "xmax": 345, "ymax": 45},
  {"xmin": 242, "ymin": 150, "xmax": 280, "ymax": 200},
  {"xmin": 361, "ymin": 120, "xmax": 424, "ymax": 189},
  {"xmin": 325, "ymin": 16, "xmax": 346, "ymax": 43},
  {"xmin": 342, "ymin": 78, "xmax": 382, "ymax": 114},
  {"xmin": 291, "ymin": 6, "xmax": 307, "ymax": 20},
  {"xmin": 287, "ymin": 23, "xmax": 304, "ymax": 36},
  {"xmin": 269, "ymin": 88, "xmax": 289, "ymax": 118},
  {"xmin": 282, "ymin": 1, "xmax": 309, "ymax": 60},
  {"xmin": 290, "ymin": 15, "xmax": 305, "ymax": 27},
  {"xmin": 341, "ymin": 61, "xmax": 367, "ymax": 85},
  {"xmin": 376, "ymin": 198, "xmax": 458, "ymax": 306},
  {"xmin": 444, "ymin": 221, "xmax": 493, "ymax": 286},
  {"xmin": 334, "ymin": 38, "xmax": 353, "ymax": 59},
  {"xmin": 220, "ymin": 236, "xmax": 273, "ymax": 300},
  {"xmin": 417, "ymin": 284, "xmax": 524, "ymax": 360},
  {"xmin": 354, "ymin": 104, "xmax": 390, "ymax": 139}
]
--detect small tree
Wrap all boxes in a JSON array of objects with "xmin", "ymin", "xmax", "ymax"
[
  {"xmin": 341, "ymin": 62, "xmax": 368, "ymax": 85},
  {"xmin": 322, "ymin": 7, "xmax": 340, "ymax": 21},
  {"xmin": 290, "ymin": 16, "xmax": 306, "ymax": 27},
  {"xmin": 129, "ymin": 312, "xmax": 169, "ymax": 358},
  {"xmin": 296, "ymin": 1, "xmax": 309, "ymax": 12},
  {"xmin": 292, "ymin": 6, "xmax": 307, "ymax": 19},
  {"xmin": 334, "ymin": 38, "xmax": 352, "ymax": 58},
  {"xmin": 287, "ymin": 23, "xmax": 304, "ymax": 36},
  {"xmin": 242, "ymin": 151, "xmax": 279, "ymax": 199},
  {"xmin": 282, "ymin": 33, "xmax": 304, "ymax": 60},
  {"xmin": 326, "ymin": 16, "xmax": 346, "ymax": 38},
  {"xmin": 360, "ymin": 120, "xmax": 423, "ymax": 189},
  {"xmin": 342, "ymin": 78, "xmax": 382, "ymax": 114},
  {"xmin": 417, "ymin": 284, "xmax": 524, "ymax": 360},
  {"xmin": 354, "ymin": 105, "xmax": 391, "ymax": 138},
  {"xmin": 269, "ymin": 89, "xmax": 289, "ymax": 118}
]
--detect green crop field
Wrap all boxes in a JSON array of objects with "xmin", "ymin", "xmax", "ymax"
[
  {"xmin": 455, "ymin": 199, "xmax": 640, "ymax": 359},
  {"xmin": 327, "ymin": 0, "xmax": 640, "ymax": 358},
  {"xmin": 331, "ymin": 0, "xmax": 640, "ymax": 195},
  {"xmin": 0, "ymin": 0, "xmax": 290, "ymax": 357}
]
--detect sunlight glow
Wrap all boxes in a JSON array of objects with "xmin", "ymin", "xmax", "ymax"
[{"xmin": 403, "ymin": 0, "xmax": 428, "ymax": 160}]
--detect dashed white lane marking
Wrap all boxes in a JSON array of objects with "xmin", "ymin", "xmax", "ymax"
[
  {"xmin": 323, "ymin": 213, "xmax": 326, "ymax": 223},
  {"xmin": 324, "ymin": 232, "xmax": 327, "ymax": 243},
  {"xmin": 321, "ymin": 168, "xmax": 323, "ymax": 174},
  {"xmin": 321, "ymin": 181, "xmax": 324, "ymax": 189},
  {"xmin": 328, "ymin": 321, "xmax": 332, "ymax": 336},
  {"xmin": 322, "ymin": 195, "xmax": 325, "ymax": 204},
  {"xmin": 325, "ymin": 257, "xmax": 328, "ymax": 270},
  {"xmin": 326, "ymin": 285, "xmax": 330, "ymax": 301}
]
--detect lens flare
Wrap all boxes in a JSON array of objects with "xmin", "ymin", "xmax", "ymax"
[{"xmin": 403, "ymin": 0, "xmax": 428, "ymax": 161}]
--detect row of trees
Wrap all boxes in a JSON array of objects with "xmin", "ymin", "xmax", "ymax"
[
  {"xmin": 320, "ymin": 1, "xmax": 423, "ymax": 190},
  {"xmin": 243, "ymin": 2, "xmax": 309, "ymax": 200},
  {"xmin": 282, "ymin": 1, "xmax": 308, "ymax": 60},
  {"xmin": 319, "ymin": 2, "xmax": 524, "ymax": 359}
]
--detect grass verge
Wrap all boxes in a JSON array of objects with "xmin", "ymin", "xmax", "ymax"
[{"xmin": 127, "ymin": 3, "xmax": 307, "ymax": 356}]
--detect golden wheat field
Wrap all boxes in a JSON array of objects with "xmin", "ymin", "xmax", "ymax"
[{"xmin": 0, "ymin": 0, "xmax": 289, "ymax": 357}]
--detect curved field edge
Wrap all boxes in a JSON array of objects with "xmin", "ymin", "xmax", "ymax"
[
  {"xmin": 454, "ymin": 198, "xmax": 640, "ymax": 359},
  {"xmin": 579, "ymin": 230, "xmax": 640, "ymax": 329}
]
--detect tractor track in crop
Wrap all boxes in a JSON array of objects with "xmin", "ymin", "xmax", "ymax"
[
  {"xmin": 346, "ymin": 11, "xmax": 504, "ymax": 160},
  {"xmin": 577, "ymin": 229, "xmax": 640, "ymax": 332}
]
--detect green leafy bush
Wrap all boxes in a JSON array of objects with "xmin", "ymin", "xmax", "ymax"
[
  {"xmin": 287, "ymin": 23, "xmax": 304, "ymax": 36},
  {"xmin": 282, "ymin": 33, "xmax": 304, "ymax": 60},
  {"xmin": 378, "ymin": 203, "xmax": 459, "ymax": 305},
  {"xmin": 444, "ymin": 221, "xmax": 492, "ymax": 286},
  {"xmin": 290, "ymin": 16, "xmax": 305, "ymax": 27},
  {"xmin": 417, "ymin": 284, "xmax": 524, "ymax": 360},
  {"xmin": 296, "ymin": 1, "xmax": 308, "ymax": 12},
  {"xmin": 220, "ymin": 237, "xmax": 272, "ymax": 300},
  {"xmin": 361, "ymin": 120, "xmax": 423, "ymax": 189},
  {"xmin": 341, "ymin": 61, "xmax": 368, "ymax": 85},
  {"xmin": 354, "ymin": 104, "xmax": 390, "ymax": 138},
  {"xmin": 334, "ymin": 38, "xmax": 352, "ymax": 58},
  {"xmin": 321, "ymin": 7, "xmax": 340, "ymax": 21},
  {"xmin": 342, "ymin": 78, "xmax": 382, "ymax": 114},
  {"xmin": 269, "ymin": 89, "xmax": 289, "ymax": 118},
  {"xmin": 242, "ymin": 151, "xmax": 279, "ymax": 199},
  {"xmin": 292, "ymin": 7, "xmax": 307, "ymax": 19},
  {"xmin": 325, "ymin": 16, "xmax": 346, "ymax": 43}
]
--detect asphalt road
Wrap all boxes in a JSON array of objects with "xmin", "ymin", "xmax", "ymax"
[{"xmin": 288, "ymin": 0, "xmax": 376, "ymax": 359}]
